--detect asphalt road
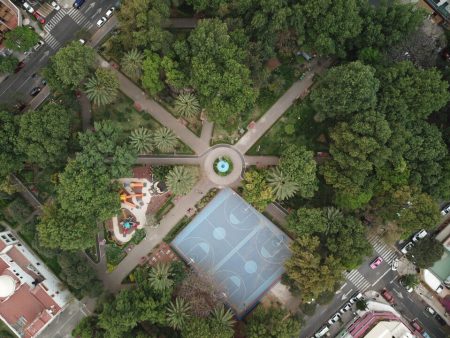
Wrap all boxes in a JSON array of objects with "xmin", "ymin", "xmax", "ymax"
[
  {"xmin": 0, "ymin": 0, "xmax": 117, "ymax": 106},
  {"xmin": 300, "ymin": 237, "xmax": 449, "ymax": 338}
]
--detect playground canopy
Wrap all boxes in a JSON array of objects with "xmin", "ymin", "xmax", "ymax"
[{"xmin": 171, "ymin": 188, "xmax": 291, "ymax": 317}]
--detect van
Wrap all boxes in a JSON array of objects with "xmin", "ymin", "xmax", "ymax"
[
  {"xmin": 73, "ymin": 0, "xmax": 85, "ymax": 9},
  {"xmin": 314, "ymin": 325, "xmax": 329, "ymax": 338}
]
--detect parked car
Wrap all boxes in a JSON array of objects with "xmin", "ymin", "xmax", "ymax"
[
  {"xmin": 401, "ymin": 242, "xmax": 414, "ymax": 254},
  {"xmin": 327, "ymin": 313, "xmax": 341, "ymax": 325},
  {"xmin": 314, "ymin": 325, "xmax": 329, "ymax": 338},
  {"xmin": 73, "ymin": 0, "xmax": 85, "ymax": 9},
  {"xmin": 349, "ymin": 292, "xmax": 364, "ymax": 304},
  {"xmin": 96, "ymin": 16, "xmax": 107, "ymax": 27},
  {"xmin": 105, "ymin": 7, "xmax": 115, "ymax": 18},
  {"xmin": 425, "ymin": 306, "xmax": 436, "ymax": 316},
  {"xmin": 33, "ymin": 12, "xmax": 46, "ymax": 24},
  {"xmin": 412, "ymin": 229, "xmax": 427, "ymax": 242},
  {"xmin": 30, "ymin": 87, "xmax": 41, "ymax": 96},
  {"xmin": 79, "ymin": 38, "xmax": 86, "ymax": 45},
  {"xmin": 33, "ymin": 40, "xmax": 44, "ymax": 51},
  {"xmin": 441, "ymin": 204, "xmax": 450, "ymax": 216},
  {"xmin": 436, "ymin": 285, "xmax": 444, "ymax": 294},
  {"xmin": 339, "ymin": 303, "xmax": 352, "ymax": 314},
  {"xmin": 381, "ymin": 289, "xmax": 395, "ymax": 304},
  {"xmin": 435, "ymin": 314, "xmax": 446, "ymax": 326},
  {"xmin": 370, "ymin": 256, "xmax": 383, "ymax": 269},
  {"xmin": 51, "ymin": 1, "xmax": 60, "ymax": 10},
  {"xmin": 411, "ymin": 320, "xmax": 424, "ymax": 333},
  {"xmin": 23, "ymin": 2, "xmax": 34, "ymax": 14},
  {"xmin": 14, "ymin": 61, "xmax": 25, "ymax": 73}
]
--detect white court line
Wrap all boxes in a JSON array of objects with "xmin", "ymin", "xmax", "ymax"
[{"xmin": 372, "ymin": 268, "xmax": 391, "ymax": 287}]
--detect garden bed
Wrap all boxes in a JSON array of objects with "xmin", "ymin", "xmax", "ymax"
[
  {"xmin": 154, "ymin": 195, "xmax": 174, "ymax": 221},
  {"xmin": 2, "ymin": 196, "xmax": 34, "ymax": 227}
]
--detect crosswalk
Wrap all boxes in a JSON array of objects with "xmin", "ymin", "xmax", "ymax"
[
  {"xmin": 44, "ymin": 8, "xmax": 68, "ymax": 32},
  {"xmin": 43, "ymin": 33, "xmax": 61, "ymax": 50},
  {"xmin": 345, "ymin": 269, "xmax": 371, "ymax": 291},
  {"xmin": 368, "ymin": 234, "xmax": 398, "ymax": 264},
  {"xmin": 67, "ymin": 7, "xmax": 89, "ymax": 26}
]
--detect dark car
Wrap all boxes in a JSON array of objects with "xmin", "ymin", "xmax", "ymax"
[
  {"xmin": 435, "ymin": 314, "xmax": 446, "ymax": 326},
  {"xmin": 14, "ymin": 61, "xmax": 25, "ymax": 73},
  {"xmin": 30, "ymin": 87, "xmax": 41, "ymax": 96},
  {"xmin": 73, "ymin": 0, "xmax": 85, "ymax": 9}
]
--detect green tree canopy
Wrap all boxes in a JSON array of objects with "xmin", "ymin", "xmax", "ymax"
[
  {"xmin": 285, "ymin": 235, "xmax": 343, "ymax": 300},
  {"xmin": 142, "ymin": 52, "xmax": 164, "ymax": 95},
  {"xmin": 286, "ymin": 207, "xmax": 327, "ymax": 236},
  {"xmin": 311, "ymin": 61, "xmax": 379, "ymax": 121},
  {"xmin": 245, "ymin": 305, "xmax": 301, "ymax": 338},
  {"xmin": 165, "ymin": 166, "xmax": 198, "ymax": 196},
  {"xmin": 85, "ymin": 68, "xmax": 119, "ymax": 106},
  {"xmin": 0, "ymin": 111, "xmax": 22, "ymax": 179},
  {"xmin": 186, "ymin": 19, "xmax": 256, "ymax": 127},
  {"xmin": 242, "ymin": 170, "xmax": 274, "ymax": 211},
  {"xmin": 407, "ymin": 237, "xmax": 444, "ymax": 268},
  {"xmin": 267, "ymin": 167, "xmax": 299, "ymax": 201},
  {"xmin": 72, "ymin": 316, "xmax": 104, "ymax": 338},
  {"xmin": 0, "ymin": 56, "xmax": 18, "ymax": 74},
  {"xmin": 121, "ymin": 49, "xmax": 144, "ymax": 80},
  {"xmin": 4, "ymin": 26, "xmax": 39, "ymax": 52},
  {"xmin": 278, "ymin": 145, "xmax": 318, "ymax": 198},
  {"xmin": 17, "ymin": 103, "xmax": 71, "ymax": 168},
  {"xmin": 52, "ymin": 41, "xmax": 96, "ymax": 88}
]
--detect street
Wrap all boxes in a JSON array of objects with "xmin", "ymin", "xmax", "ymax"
[
  {"xmin": 300, "ymin": 235, "xmax": 449, "ymax": 338},
  {"xmin": 0, "ymin": 0, "xmax": 117, "ymax": 106}
]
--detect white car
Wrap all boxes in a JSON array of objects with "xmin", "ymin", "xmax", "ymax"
[
  {"xmin": 412, "ymin": 229, "xmax": 427, "ymax": 242},
  {"xmin": 401, "ymin": 242, "xmax": 414, "ymax": 254},
  {"xmin": 33, "ymin": 40, "xmax": 44, "ymax": 51},
  {"xmin": 426, "ymin": 306, "xmax": 436, "ymax": 316},
  {"xmin": 105, "ymin": 7, "xmax": 115, "ymax": 18},
  {"xmin": 51, "ymin": 1, "xmax": 61, "ymax": 10},
  {"xmin": 79, "ymin": 39, "xmax": 86, "ymax": 45},
  {"xmin": 327, "ymin": 313, "xmax": 341, "ymax": 325},
  {"xmin": 391, "ymin": 258, "xmax": 399, "ymax": 271},
  {"xmin": 96, "ymin": 16, "xmax": 107, "ymax": 27},
  {"xmin": 349, "ymin": 292, "xmax": 363, "ymax": 304},
  {"xmin": 441, "ymin": 204, "xmax": 450, "ymax": 216},
  {"xmin": 339, "ymin": 303, "xmax": 352, "ymax": 314},
  {"xmin": 23, "ymin": 2, "xmax": 34, "ymax": 14}
]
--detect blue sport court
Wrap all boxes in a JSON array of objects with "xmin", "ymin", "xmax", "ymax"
[{"xmin": 171, "ymin": 188, "xmax": 291, "ymax": 317}]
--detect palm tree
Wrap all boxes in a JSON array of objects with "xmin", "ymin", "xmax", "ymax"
[
  {"xmin": 85, "ymin": 69, "xmax": 119, "ymax": 106},
  {"xmin": 148, "ymin": 263, "xmax": 173, "ymax": 291},
  {"xmin": 153, "ymin": 127, "xmax": 178, "ymax": 153},
  {"xmin": 121, "ymin": 49, "xmax": 144, "ymax": 80},
  {"xmin": 174, "ymin": 93, "xmax": 201, "ymax": 118},
  {"xmin": 165, "ymin": 166, "xmax": 197, "ymax": 196},
  {"xmin": 211, "ymin": 305, "xmax": 235, "ymax": 329},
  {"xmin": 129, "ymin": 127, "xmax": 154, "ymax": 154},
  {"xmin": 267, "ymin": 167, "xmax": 299, "ymax": 201},
  {"xmin": 167, "ymin": 298, "xmax": 191, "ymax": 330},
  {"xmin": 324, "ymin": 206, "xmax": 342, "ymax": 220}
]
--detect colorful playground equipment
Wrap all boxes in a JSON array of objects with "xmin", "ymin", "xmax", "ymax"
[
  {"xmin": 120, "ymin": 189, "xmax": 143, "ymax": 208},
  {"xmin": 119, "ymin": 214, "xmax": 140, "ymax": 235}
]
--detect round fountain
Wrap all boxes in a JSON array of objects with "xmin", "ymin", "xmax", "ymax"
[{"xmin": 217, "ymin": 159, "xmax": 230, "ymax": 173}]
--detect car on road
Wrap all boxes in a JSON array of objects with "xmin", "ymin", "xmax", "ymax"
[
  {"xmin": 349, "ymin": 292, "xmax": 364, "ymax": 304},
  {"xmin": 96, "ymin": 17, "xmax": 107, "ymax": 27},
  {"xmin": 33, "ymin": 40, "xmax": 44, "ymax": 51},
  {"xmin": 30, "ymin": 87, "xmax": 41, "ymax": 96},
  {"xmin": 73, "ymin": 0, "xmax": 85, "ymax": 9},
  {"xmin": 391, "ymin": 258, "xmax": 399, "ymax": 271},
  {"xmin": 33, "ymin": 11, "xmax": 46, "ymax": 24},
  {"xmin": 327, "ymin": 313, "xmax": 341, "ymax": 325},
  {"xmin": 412, "ymin": 229, "xmax": 427, "ymax": 242},
  {"xmin": 51, "ymin": 1, "xmax": 60, "ymax": 10},
  {"xmin": 14, "ymin": 61, "xmax": 25, "ymax": 73},
  {"xmin": 105, "ymin": 7, "xmax": 115, "ymax": 18},
  {"xmin": 441, "ymin": 204, "xmax": 450, "ymax": 216},
  {"xmin": 370, "ymin": 256, "xmax": 383, "ymax": 269},
  {"xmin": 435, "ymin": 314, "xmax": 446, "ymax": 326},
  {"xmin": 381, "ymin": 289, "xmax": 395, "ymax": 304},
  {"xmin": 401, "ymin": 242, "xmax": 414, "ymax": 254},
  {"xmin": 339, "ymin": 303, "xmax": 352, "ymax": 314},
  {"xmin": 425, "ymin": 306, "xmax": 436, "ymax": 316},
  {"xmin": 23, "ymin": 2, "xmax": 34, "ymax": 14}
]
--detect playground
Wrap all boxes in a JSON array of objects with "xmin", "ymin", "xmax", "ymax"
[{"xmin": 111, "ymin": 179, "xmax": 152, "ymax": 244}]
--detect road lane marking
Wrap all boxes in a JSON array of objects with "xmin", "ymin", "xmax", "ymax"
[{"xmin": 371, "ymin": 268, "xmax": 391, "ymax": 287}]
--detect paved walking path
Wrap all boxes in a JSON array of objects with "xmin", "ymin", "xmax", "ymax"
[
  {"xmin": 163, "ymin": 18, "xmax": 198, "ymax": 29},
  {"xmin": 77, "ymin": 91, "xmax": 92, "ymax": 131},
  {"xmin": 200, "ymin": 120, "xmax": 213, "ymax": 144},
  {"xmin": 97, "ymin": 55, "xmax": 209, "ymax": 155},
  {"xmin": 244, "ymin": 155, "xmax": 279, "ymax": 167},
  {"xmin": 235, "ymin": 59, "xmax": 332, "ymax": 154},
  {"xmin": 136, "ymin": 155, "xmax": 201, "ymax": 166},
  {"xmin": 10, "ymin": 174, "xmax": 42, "ymax": 210}
]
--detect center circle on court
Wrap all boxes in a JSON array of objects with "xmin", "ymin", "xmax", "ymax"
[
  {"xmin": 213, "ymin": 227, "xmax": 226, "ymax": 240},
  {"xmin": 244, "ymin": 260, "xmax": 257, "ymax": 274}
]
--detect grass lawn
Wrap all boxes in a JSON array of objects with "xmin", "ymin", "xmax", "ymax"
[
  {"xmin": 248, "ymin": 100, "xmax": 331, "ymax": 156},
  {"xmin": 155, "ymin": 196, "xmax": 175, "ymax": 222},
  {"xmin": 2, "ymin": 196, "xmax": 33, "ymax": 227},
  {"xmin": 93, "ymin": 91, "xmax": 194, "ymax": 154},
  {"xmin": 0, "ymin": 320, "xmax": 15, "ymax": 338},
  {"xmin": 106, "ymin": 244, "xmax": 126, "ymax": 267}
]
